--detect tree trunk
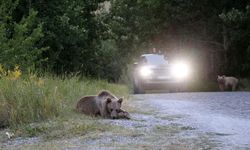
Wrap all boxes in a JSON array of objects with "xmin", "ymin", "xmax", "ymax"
[{"xmin": 223, "ymin": 24, "xmax": 229, "ymax": 68}]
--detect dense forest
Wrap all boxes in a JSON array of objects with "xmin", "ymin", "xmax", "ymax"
[{"xmin": 1, "ymin": 0, "xmax": 250, "ymax": 81}]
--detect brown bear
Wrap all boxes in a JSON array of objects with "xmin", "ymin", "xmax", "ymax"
[
  {"xmin": 76, "ymin": 90, "xmax": 130, "ymax": 119},
  {"xmin": 217, "ymin": 75, "xmax": 239, "ymax": 91}
]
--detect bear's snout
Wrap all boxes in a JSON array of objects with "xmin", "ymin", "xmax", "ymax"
[
  {"xmin": 111, "ymin": 116, "xmax": 117, "ymax": 119},
  {"xmin": 110, "ymin": 111, "xmax": 118, "ymax": 119}
]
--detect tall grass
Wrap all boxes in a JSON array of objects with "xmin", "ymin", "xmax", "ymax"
[{"xmin": 0, "ymin": 75, "xmax": 129, "ymax": 127}]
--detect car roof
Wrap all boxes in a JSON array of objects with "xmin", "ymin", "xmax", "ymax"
[
  {"xmin": 140, "ymin": 54, "xmax": 168, "ymax": 65},
  {"xmin": 140, "ymin": 54, "xmax": 166, "ymax": 60},
  {"xmin": 141, "ymin": 53, "xmax": 163, "ymax": 57}
]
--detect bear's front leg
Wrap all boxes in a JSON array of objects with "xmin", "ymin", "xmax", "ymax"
[
  {"xmin": 219, "ymin": 84, "xmax": 224, "ymax": 91},
  {"xmin": 100, "ymin": 107, "xmax": 110, "ymax": 118},
  {"xmin": 232, "ymin": 84, "xmax": 237, "ymax": 91}
]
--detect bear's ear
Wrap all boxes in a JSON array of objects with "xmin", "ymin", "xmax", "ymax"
[
  {"xmin": 106, "ymin": 98, "xmax": 112, "ymax": 103},
  {"xmin": 118, "ymin": 98, "xmax": 123, "ymax": 104}
]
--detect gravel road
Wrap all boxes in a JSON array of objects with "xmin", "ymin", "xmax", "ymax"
[
  {"xmin": 2, "ymin": 92, "xmax": 250, "ymax": 150},
  {"xmin": 137, "ymin": 92, "xmax": 250, "ymax": 149}
]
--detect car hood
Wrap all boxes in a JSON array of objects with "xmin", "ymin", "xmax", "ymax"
[{"xmin": 145, "ymin": 64, "xmax": 171, "ymax": 69}]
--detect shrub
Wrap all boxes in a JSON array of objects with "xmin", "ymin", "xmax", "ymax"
[{"xmin": 0, "ymin": 66, "xmax": 129, "ymax": 127}]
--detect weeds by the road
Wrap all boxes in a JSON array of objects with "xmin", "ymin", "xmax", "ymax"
[
  {"xmin": 185, "ymin": 79, "xmax": 218, "ymax": 92},
  {"xmin": 0, "ymin": 71, "xmax": 129, "ymax": 129},
  {"xmin": 1, "ymin": 93, "xmax": 221, "ymax": 150},
  {"xmin": 240, "ymin": 78, "xmax": 250, "ymax": 91},
  {"xmin": 182, "ymin": 78, "xmax": 250, "ymax": 92},
  {"xmin": 154, "ymin": 123, "xmax": 195, "ymax": 136}
]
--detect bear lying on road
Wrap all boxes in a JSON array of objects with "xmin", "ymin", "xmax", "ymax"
[
  {"xmin": 217, "ymin": 75, "xmax": 240, "ymax": 91},
  {"xmin": 76, "ymin": 90, "xmax": 131, "ymax": 119}
]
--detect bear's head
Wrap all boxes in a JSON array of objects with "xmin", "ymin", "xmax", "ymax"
[
  {"xmin": 217, "ymin": 75, "xmax": 225, "ymax": 83},
  {"xmin": 106, "ymin": 97, "xmax": 123, "ymax": 119}
]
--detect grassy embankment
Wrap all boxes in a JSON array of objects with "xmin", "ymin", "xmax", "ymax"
[
  {"xmin": 185, "ymin": 78, "xmax": 250, "ymax": 92},
  {"xmin": 0, "ymin": 66, "xmax": 129, "ymax": 140}
]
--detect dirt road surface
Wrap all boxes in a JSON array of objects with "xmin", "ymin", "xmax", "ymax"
[{"xmin": 2, "ymin": 92, "xmax": 250, "ymax": 150}]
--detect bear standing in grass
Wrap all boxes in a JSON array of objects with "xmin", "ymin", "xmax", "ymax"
[
  {"xmin": 76, "ymin": 90, "xmax": 130, "ymax": 119},
  {"xmin": 217, "ymin": 75, "xmax": 239, "ymax": 91}
]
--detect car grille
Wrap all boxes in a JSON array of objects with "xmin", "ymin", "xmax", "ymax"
[{"xmin": 152, "ymin": 68, "xmax": 170, "ymax": 76}]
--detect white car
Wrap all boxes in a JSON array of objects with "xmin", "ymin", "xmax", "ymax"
[{"xmin": 132, "ymin": 54, "xmax": 191, "ymax": 94}]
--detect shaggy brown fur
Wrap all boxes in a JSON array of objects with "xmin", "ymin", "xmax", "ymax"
[{"xmin": 76, "ymin": 90, "xmax": 130, "ymax": 119}]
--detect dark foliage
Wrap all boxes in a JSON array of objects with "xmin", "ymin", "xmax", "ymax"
[{"xmin": 1, "ymin": 0, "xmax": 250, "ymax": 80}]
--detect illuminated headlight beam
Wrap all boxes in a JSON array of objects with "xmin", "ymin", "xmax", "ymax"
[
  {"xmin": 171, "ymin": 62, "xmax": 190, "ymax": 79},
  {"xmin": 139, "ymin": 66, "xmax": 152, "ymax": 78}
]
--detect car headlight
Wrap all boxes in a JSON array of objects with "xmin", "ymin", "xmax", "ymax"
[
  {"xmin": 139, "ymin": 66, "xmax": 152, "ymax": 78},
  {"xmin": 171, "ymin": 62, "xmax": 190, "ymax": 79}
]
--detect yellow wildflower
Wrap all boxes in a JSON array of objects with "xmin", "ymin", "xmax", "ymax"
[
  {"xmin": 12, "ymin": 65, "xmax": 22, "ymax": 79},
  {"xmin": 7, "ymin": 65, "xmax": 22, "ymax": 80},
  {"xmin": 12, "ymin": 69, "xmax": 22, "ymax": 79}
]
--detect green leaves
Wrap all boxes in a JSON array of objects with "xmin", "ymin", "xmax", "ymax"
[
  {"xmin": 1, "ymin": 0, "xmax": 250, "ymax": 79},
  {"xmin": 219, "ymin": 5, "xmax": 250, "ymax": 76},
  {"xmin": 0, "ymin": 0, "xmax": 45, "ymax": 71}
]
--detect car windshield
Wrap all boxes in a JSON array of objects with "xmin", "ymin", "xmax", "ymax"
[{"xmin": 144, "ymin": 54, "xmax": 168, "ymax": 65}]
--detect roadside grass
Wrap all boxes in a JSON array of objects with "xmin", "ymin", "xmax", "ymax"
[
  {"xmin": 0, "ymin": 73, "xmax": 129, "ymax": 139},
  {"xmin": 154, "ymin": 123, "xmax": 196, "ymax": 135},
  {"xmin": 1, "ymin": 92, "xmax": 220, "ymax": 149},
  {"xmin": 1, "ymin": 113, "xmax": 217, "ymax": 150},
  {"xmin": 185, "ymin": 79, "xmax": 218, "ymax": 92},
  {"xmin": 185, "ymin": 77, "xmax": 250, "ymax": 92},
  {"xmin": 240, "ymin": 78, "xmax": 250, "ymax": 91}
]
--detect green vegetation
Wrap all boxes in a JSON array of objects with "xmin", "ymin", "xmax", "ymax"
[
  {"xmin": 1, "ymin": 0, "xmax": 250, "ymax": 81},
  {"xmin": 0, "ymin": 1, "xmax": 45, "ymax": 70},
  {"xmin": 185, "ymin": 78, "xmax": 250, "ymax": 92},
  {"xmin": 239, "ymin": 78, "xmax": 250, "ymax": 91},
  {"xmin": 184, "ymin": 79, "xmax": 219, "ymax": 92},
  {"xmin": 5, "ymin": 114, "xmax": 120, "ymax": 140},
  {"xmin": 0, "ymin": 69, "xmax": 129, "ymax": 128},
  {"xmin": 1, "ymin": 1, "xmax": 249, "ymax": 149}
]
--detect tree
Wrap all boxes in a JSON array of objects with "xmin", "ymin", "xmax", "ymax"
[
  {"xmin": 220, "ymin": 5, "xmax": 250, "ymax": 76},
  {"xmin": 107, "ymin": 0, "xmax": 250, "ymax": 78},
  {"xmin": 30, "ymin": 0, "xmax": 106, "ymax": 75},
  {"xmin": 0, "ymin": 0, "xmax": 45, "ymax": 70}
]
